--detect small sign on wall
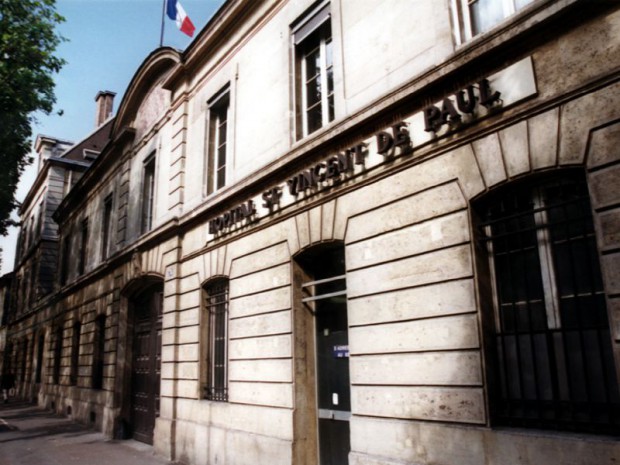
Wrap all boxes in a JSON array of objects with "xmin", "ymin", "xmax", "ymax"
[{"xmin": 333, "ymin": 345, "xmax": 349, "ymax": 358}]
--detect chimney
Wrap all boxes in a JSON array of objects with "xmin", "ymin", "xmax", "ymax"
[{"xmin": 95, "ymin": 91, "xmax": 115, "ymax": 127}]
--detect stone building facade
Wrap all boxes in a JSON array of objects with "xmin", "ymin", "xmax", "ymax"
[
  {"xmin": 3, "ymin": 1, "xmax": 620, "ymax": 464},
  {"xmin": 0, "ymin": 272, "xmax": 14, "ymax": 377},
  {"xmin": 2, "ymin": 93, "xmax": 113, "ymax": 402}
]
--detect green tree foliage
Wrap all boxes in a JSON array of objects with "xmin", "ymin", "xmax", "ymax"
[{"xmin": 0, "ymin": 0, "xmax": 65, "ymax": 236}]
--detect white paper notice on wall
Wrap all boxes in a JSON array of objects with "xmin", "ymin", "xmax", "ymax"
[{"xmin": 332, "ymin": 393, "xmax": 339, "ymax": 405}]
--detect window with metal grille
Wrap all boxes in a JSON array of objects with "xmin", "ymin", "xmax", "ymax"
[
  {"xmin": 476, "ymin": 172, "xmax": 620, "ymax": 434},
  {"xmin": 203, "ymin": 278, "xmax": 229, "ymax": 401}
]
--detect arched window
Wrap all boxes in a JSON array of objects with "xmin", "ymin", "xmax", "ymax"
[
  {"xmin": 202, "ymin": 277, "xmax": 229, "ymax": 401},
  {"xmin": 474, "ymin": 170, "xmax": 620, "ymax": 433}
]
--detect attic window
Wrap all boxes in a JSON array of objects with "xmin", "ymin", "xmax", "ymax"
[{"xmin": 83, "ymin": 149, "xmax": 99, "ymax": 160}]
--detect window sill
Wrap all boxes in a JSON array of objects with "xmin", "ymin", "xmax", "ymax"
[{"xmin": 453, "ymin": 0, "xmax": 584, "ymax": 55}]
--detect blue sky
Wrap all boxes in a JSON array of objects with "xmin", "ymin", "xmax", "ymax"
[
  {"xmin": 0, "ymin": 0, "xmax": 225, "ymax": 273},
  {"xmin": 38, "ymin": 0, "xmax": 225, "ymax": 141}
]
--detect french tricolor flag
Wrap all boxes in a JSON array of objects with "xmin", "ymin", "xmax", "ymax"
[{"xmin": 166, "ymin": 0, "xmax": 196, "ymax": 37}]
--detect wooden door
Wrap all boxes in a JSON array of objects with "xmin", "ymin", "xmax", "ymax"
[{"xmin": 130, "ymin": 285, "xmax": 162, "ymax": 444}]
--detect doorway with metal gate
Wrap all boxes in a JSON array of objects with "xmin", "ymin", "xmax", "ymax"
[{"xmin": 296, "ymin": 242, "xmax": 350, "ymax": 465}]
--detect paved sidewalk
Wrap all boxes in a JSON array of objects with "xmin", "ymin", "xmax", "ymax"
[{"xmin": 0, "ymin": 400, "xmax": 177, "ymax": 465}]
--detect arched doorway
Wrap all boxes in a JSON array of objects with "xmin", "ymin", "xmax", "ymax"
[
  {"xmin": 127, "ymin": 281, "xmax": 163, "ymax": 444},
  {"xmin": 295, "ymin": 241, "xmax": 350, "ymax": 465}
]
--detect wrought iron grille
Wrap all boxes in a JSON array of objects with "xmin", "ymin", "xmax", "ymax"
[
  {"xmin": 204, "ymin": 279, "xmax": 229, "ymax": 402},
  {"xmin": 478, "ymin": 174, "xmax": 620, "ymax": 434}
]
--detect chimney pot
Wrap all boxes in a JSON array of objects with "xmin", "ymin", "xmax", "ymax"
[{"xmin": 95, "ymin": 91, "xmax": 116, "ymax": 127}]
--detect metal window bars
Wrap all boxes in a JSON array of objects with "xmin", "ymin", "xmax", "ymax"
[
  {"xmin": 479, "ymin": 176, "xmax": 620, "ymax": 434},
  {"xmin": 204, "ymin": 280, "xmax": 229, "ymax": 402}
]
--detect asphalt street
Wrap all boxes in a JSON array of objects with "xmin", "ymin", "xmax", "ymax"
[{"xmin": 0, "ymin": 401, "xmax": 177, "ymax": 465}]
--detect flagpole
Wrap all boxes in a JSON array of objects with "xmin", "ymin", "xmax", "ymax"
[{"xmin": 159, "ymin": 0, "xmax": 166, "ymax": 47}]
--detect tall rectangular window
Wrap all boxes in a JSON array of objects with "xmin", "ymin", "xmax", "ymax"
[
  {"xmin": 53, "ymin": 325, "xmax": 63, "ymax": 385},
  {"xmin": 37, "ymin": 199, "xmax": 45, "ymax": 239},
  {"xmin": 92, "ymin": 315, "xmax": 106, "ymax": 390},
  {"xmin": 78, "ymin": 218, "xmax": 88, "ymax": 275},
  {"xmin": 293, "ymin": 2, "xmax": 333, "ymax": 139},
  {"xmin": 70, "ymin": 321, "xmax": 81, "ymax": 386},
  {"xmin": 23, "ymin": 228, "xmax": 29, "ymax": 255},
  {"xmin": 30, "ymin": 258, "xmax": 38, "ymax": 301},
  {"xmin": 452, "ymin": 0, "xmax": 535, "ymax": 43},
  {"xmin": 206, "ymin": 89, "xmax": 229, "ymax": 195},
  {"xmin": 141, "ymin": 155, "xmax": 156, "ymax": 234},
  {"xmin": 28, "ymin": 335, "xmax": 35, "ymax": 382},
  {"xmin": 24, "ymin": 273, "xmax": 31, "ymax": 310},
  {"xmin": 35, "ymin": 333, "xmax": 45, "ymax": 384},
  {"xmin": 20, "ymin": 338, "xmax": 28, "ymax": 382},
  {"xmin": 203, "ymin": 278, "xmax": 229, "ymax": 402},
  {"xmin": 102, "ymin": 194, "xmax": 113, "ymax": 260},
  {"xmin": 1, "ymin": 284, "xmax": 10, "ymax": 326},
  {"xmin": 60, "ymin": 232, "xmax": 71, "ymax": 286},
  {"xmin": 16, "ymin": 230, "xmax": 23, "ymax": 261},
  {"xmin": 27, "ymin": 216, "xmax": 34, "ymax": 249},
  {"xmin": 63, "ymin": 169, "xmax": 73, "ymax": 197},
  {"xmin": 14, "ymin": 276, "xmax": 22, "ymax": 312}
]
